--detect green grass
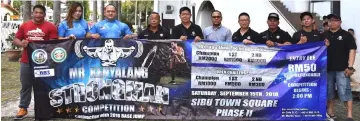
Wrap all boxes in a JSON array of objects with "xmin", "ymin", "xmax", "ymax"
[{"xmin": 1, "ymin": 54, "xmax": 21, "ymax": 105}]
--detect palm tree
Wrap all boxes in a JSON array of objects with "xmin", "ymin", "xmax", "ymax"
[
  {"xmin": 23, "ymin": 1, "xmax": 31, "ymax": 22},
  {"xmin": 53, "ymin": 1, "xmax": 61, "ymax": 25},
  {"xmin": 92, "ymin": 0, "xmax": 97, "ymax": 22}
]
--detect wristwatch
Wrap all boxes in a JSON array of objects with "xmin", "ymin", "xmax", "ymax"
[{"xmin": 348, "ymin": 67, "xmax": 356, "ymax": 72}]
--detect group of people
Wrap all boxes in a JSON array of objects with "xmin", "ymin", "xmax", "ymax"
[{"xmin": 11, "ymin": 2, "xmax": 357, "ymax": 121}]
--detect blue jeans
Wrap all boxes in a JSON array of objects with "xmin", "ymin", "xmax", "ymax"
[{"xmin": 327, "ymin": 71, "xmax": 353, "ymax": 102}]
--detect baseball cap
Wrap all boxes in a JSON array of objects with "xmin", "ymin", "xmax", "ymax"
[
  {"xmin": 268, "ymin": 13, "xmax": 279, "ymax": 20},
  {"xmin": 327, "ymin": 14, "xmax": 341, "ymax": 20},
  {"xmin": 300, "ymin": 12, "xmax": 313, "ymax": 20}
]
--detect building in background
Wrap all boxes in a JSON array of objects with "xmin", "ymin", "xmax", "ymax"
[
  {"xmin": 154, "ymin": 0, "xmax": 358, "ymax": 43},
  {"xmin": 1, "ymin": 3, "xmax": 19, "ymax": 21}
]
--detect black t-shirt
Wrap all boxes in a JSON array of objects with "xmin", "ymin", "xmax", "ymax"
[
  {"xmin": 324, "ymin": 29, "xmax": 357, "ymax": 71},
  {"xmin": 138, "ymin": 25, "xmax": 171, "ymax": 40},
  {"xmin": 260, "ymin": 28, "xmax": 292, "ymax": 44},
  {"xmin": 171, "ymin": 23, "xmax": 204, "ymax": 39},
  {"xmin": 232, "ymin": 28, "xmax": 263, "ymax": 43},
  {"xmin": 291, "ymin": 29, "xmax": 324, "ymax": 44}
]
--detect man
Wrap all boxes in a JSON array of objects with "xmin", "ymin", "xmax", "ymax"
[
  {"xmin": 319, "ymin": 16, "xmax": 329, "ymax": 33},
  {"xmin": 291, "ymin": 12, "xmax": 324, "ymax": 44},
  {"xmin": 322, "ymin": 22, "xmax": 329, "ymax": 33},
  {"xmin": 138, "ymin": 12, "xmax": 171, "ymax": 84},
  {"xmin": 260, "ymin": 13, "xmax": 292, "ymax": 47},
  {"xmin": 87, "ymin": 4, "xmax": 134, "ymax": 39},
  {"xmin": 172, "ymin": 7, "xmax": 203, "ymax": 42},
  {"xmin": 138, "ymin": 12, "xmax": 171, "ymax": 40},
  {"xmin": 348, "ymin": 28, "xmax": 356, "ymax": 39},
  {"xmin": 324, "ymin": 14, "xmax": 357, "ymax": 121},
  {"xmin": 232, "ymin": 12, "xmax": 263, "ymax": 44},
  {"xmin": 203, "ymin": 10, "xmax": 232, "ymax": 42},
  {"xmin": 169, "ymin": 42, "xmax": 186, "ymax": 84},
  {"xmin": 12, "ymin": 5, "xmax": 58, "ymax": 120}
]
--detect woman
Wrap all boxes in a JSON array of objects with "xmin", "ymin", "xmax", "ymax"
[{"xmin": 58, "ymin": 2, "xmax": 88, "ymax": 39}]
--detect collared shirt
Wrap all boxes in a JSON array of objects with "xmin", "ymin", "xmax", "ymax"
[
  {"xmin": 138, "ymin": 25, "xmax": 171, "ymax": 40},
  {"xmin": 203, "ymin": 25, "xmax": 232, "ymax": 42},
  {"xmin": 58, "ymin": 19, "xmax": 89, "ymax": 38},
  {"xmin": 291, "ymin": 29, "xmax": 324, "ymax": 44},
  {"xmin": 260, "ymin": 27, "xmax": 291, "ymax": 44},
  {"xmin": 232, "ymin": 28, "xmax": 263, "ymax": 43},
  {"xmin": 89, "ymin": 19, "xmax": 133, "ymax": 38},
  {"xmin": 324, "ymin": 28, "xmax": 357, "ymax": 71},
  {"xmin": 171, "ymin": 23, "xmax": 204, "ymax": 39}
]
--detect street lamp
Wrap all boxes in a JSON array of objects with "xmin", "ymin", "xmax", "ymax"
[{"xmin": 191, "ymin": 2, "xmax": 196, "ymax": 23}]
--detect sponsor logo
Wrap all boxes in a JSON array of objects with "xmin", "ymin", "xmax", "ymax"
[
  {"xmin": 32, "ymin": 49, "xmax": 47, "ymax": 64},
  {"xmin": 247, "ymin": 36, "xmax": 251, "ymax": 40},
  {"xmin": 160, "ymin": 33, "xmax": 163, "ymax": 37},
  {"xmin": 276, "ymin": 35, "xmax": 280, "ymax": 39},
  {"xmin": 51, "ymin": 47, "xmax": 67, "ymax": 63},
  {"xmin": 34, "ymin": 69, "xmax": 55, "ymax": 77}
]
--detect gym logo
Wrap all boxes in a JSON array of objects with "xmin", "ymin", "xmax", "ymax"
[
  {"xmin": 51, "ymin": 47, "xmax": 67, "ymax": 63},
  {"xmin": 78, "ymin": 39, "xmax": 143, "ymax": 67},
  {"xmin": 32, "ymin": 49, "xmax": 47, "ymax": 64}
]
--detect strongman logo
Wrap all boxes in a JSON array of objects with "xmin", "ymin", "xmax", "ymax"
[
  {"xmin": 32, "ymin": 49, "xmax": 47, "ymax": 64},
  {"xmin": 51, "ymin": 47, "xmax": 67, "ymax": 63},
  {"xmin": 82, "ymin": 39, "xmax": 138, "ymax": 66}
]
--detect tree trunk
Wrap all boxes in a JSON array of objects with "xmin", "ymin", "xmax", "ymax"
[
  {"xmin": 53, "ymin": 0, "xmax": 61, "ymax": 25},
  {"xmin": 145, "ymin": 7, "xmax": 148, "ymax": 26},
  {"xmin": 113, "ymin": 0, "xmax": 118, "ymax": 19},
  {"xmin": 92, "ymin": 0, "xmax": 97, "ymax": 22},
  {"xmin": 100, "ymin": 0, "xmax": 104, "ymax": 20},
  {"xmin": 23, "ymin": 1, "xmax": 32, "ymax": 22},
  {"xmin": 118, "ymin": 1, "xmax": 121, "ymax": 20},
  {"xmin": 135, "ymin": 0, "xmax": 137, "ymax": 26}
]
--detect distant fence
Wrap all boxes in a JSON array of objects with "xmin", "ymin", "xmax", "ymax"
[{"xmin": 1, "ymin": 21, "xmax": 21, "ymax": 52}]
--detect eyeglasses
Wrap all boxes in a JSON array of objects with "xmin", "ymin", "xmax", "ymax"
[{"xmin": 212, "ymin": 16, "xmax": 221, "ymax": 19}]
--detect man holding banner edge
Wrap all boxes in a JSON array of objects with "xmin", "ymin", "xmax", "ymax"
[{"xmin": 12, "ymin": 5, "xmax": 58, "ymax": 120}]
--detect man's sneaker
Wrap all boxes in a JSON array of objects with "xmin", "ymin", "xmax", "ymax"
[
  {"xmin": 14, "ymin": 108, "xmax": 27, "ymax": 120},
  {"xmin": 346, "ymin": 118, "xmax": 354, "ymax": 121},
  {"xmin": 168, "ymin": 80, "xmax": 176, "ymax": 85}
]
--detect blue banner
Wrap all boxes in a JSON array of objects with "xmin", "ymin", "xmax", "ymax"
[{"xmin": 28, "ymin": 39, "xmax": 327, "ymax": 120}]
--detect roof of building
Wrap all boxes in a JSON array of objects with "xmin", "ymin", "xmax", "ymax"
[{"xmin": 1, "ymin": 3, "xmax": 20, "ymax": 15}]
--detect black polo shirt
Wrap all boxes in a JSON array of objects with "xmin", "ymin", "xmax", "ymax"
[
  {"xmin": 260, "ymin": 27, "xmax": 292, "ymax": 44},
  {"xmin": 138, "ymin": 25, "xmax": 171, "ymax": 40},
  {"xmin": 171, "ymin": 23, "xmax": 204, "ymax": 39},
  {"xmin": 291, "ymin": 29, "xmax": 324, "ymax": 44},
  {"xmin": 324, "ymin": 29, "xmax": 357, "ymax": 71},
  {"xmin": 232, "ymin": 28, "xmax": 264, "ymax": 43}
]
